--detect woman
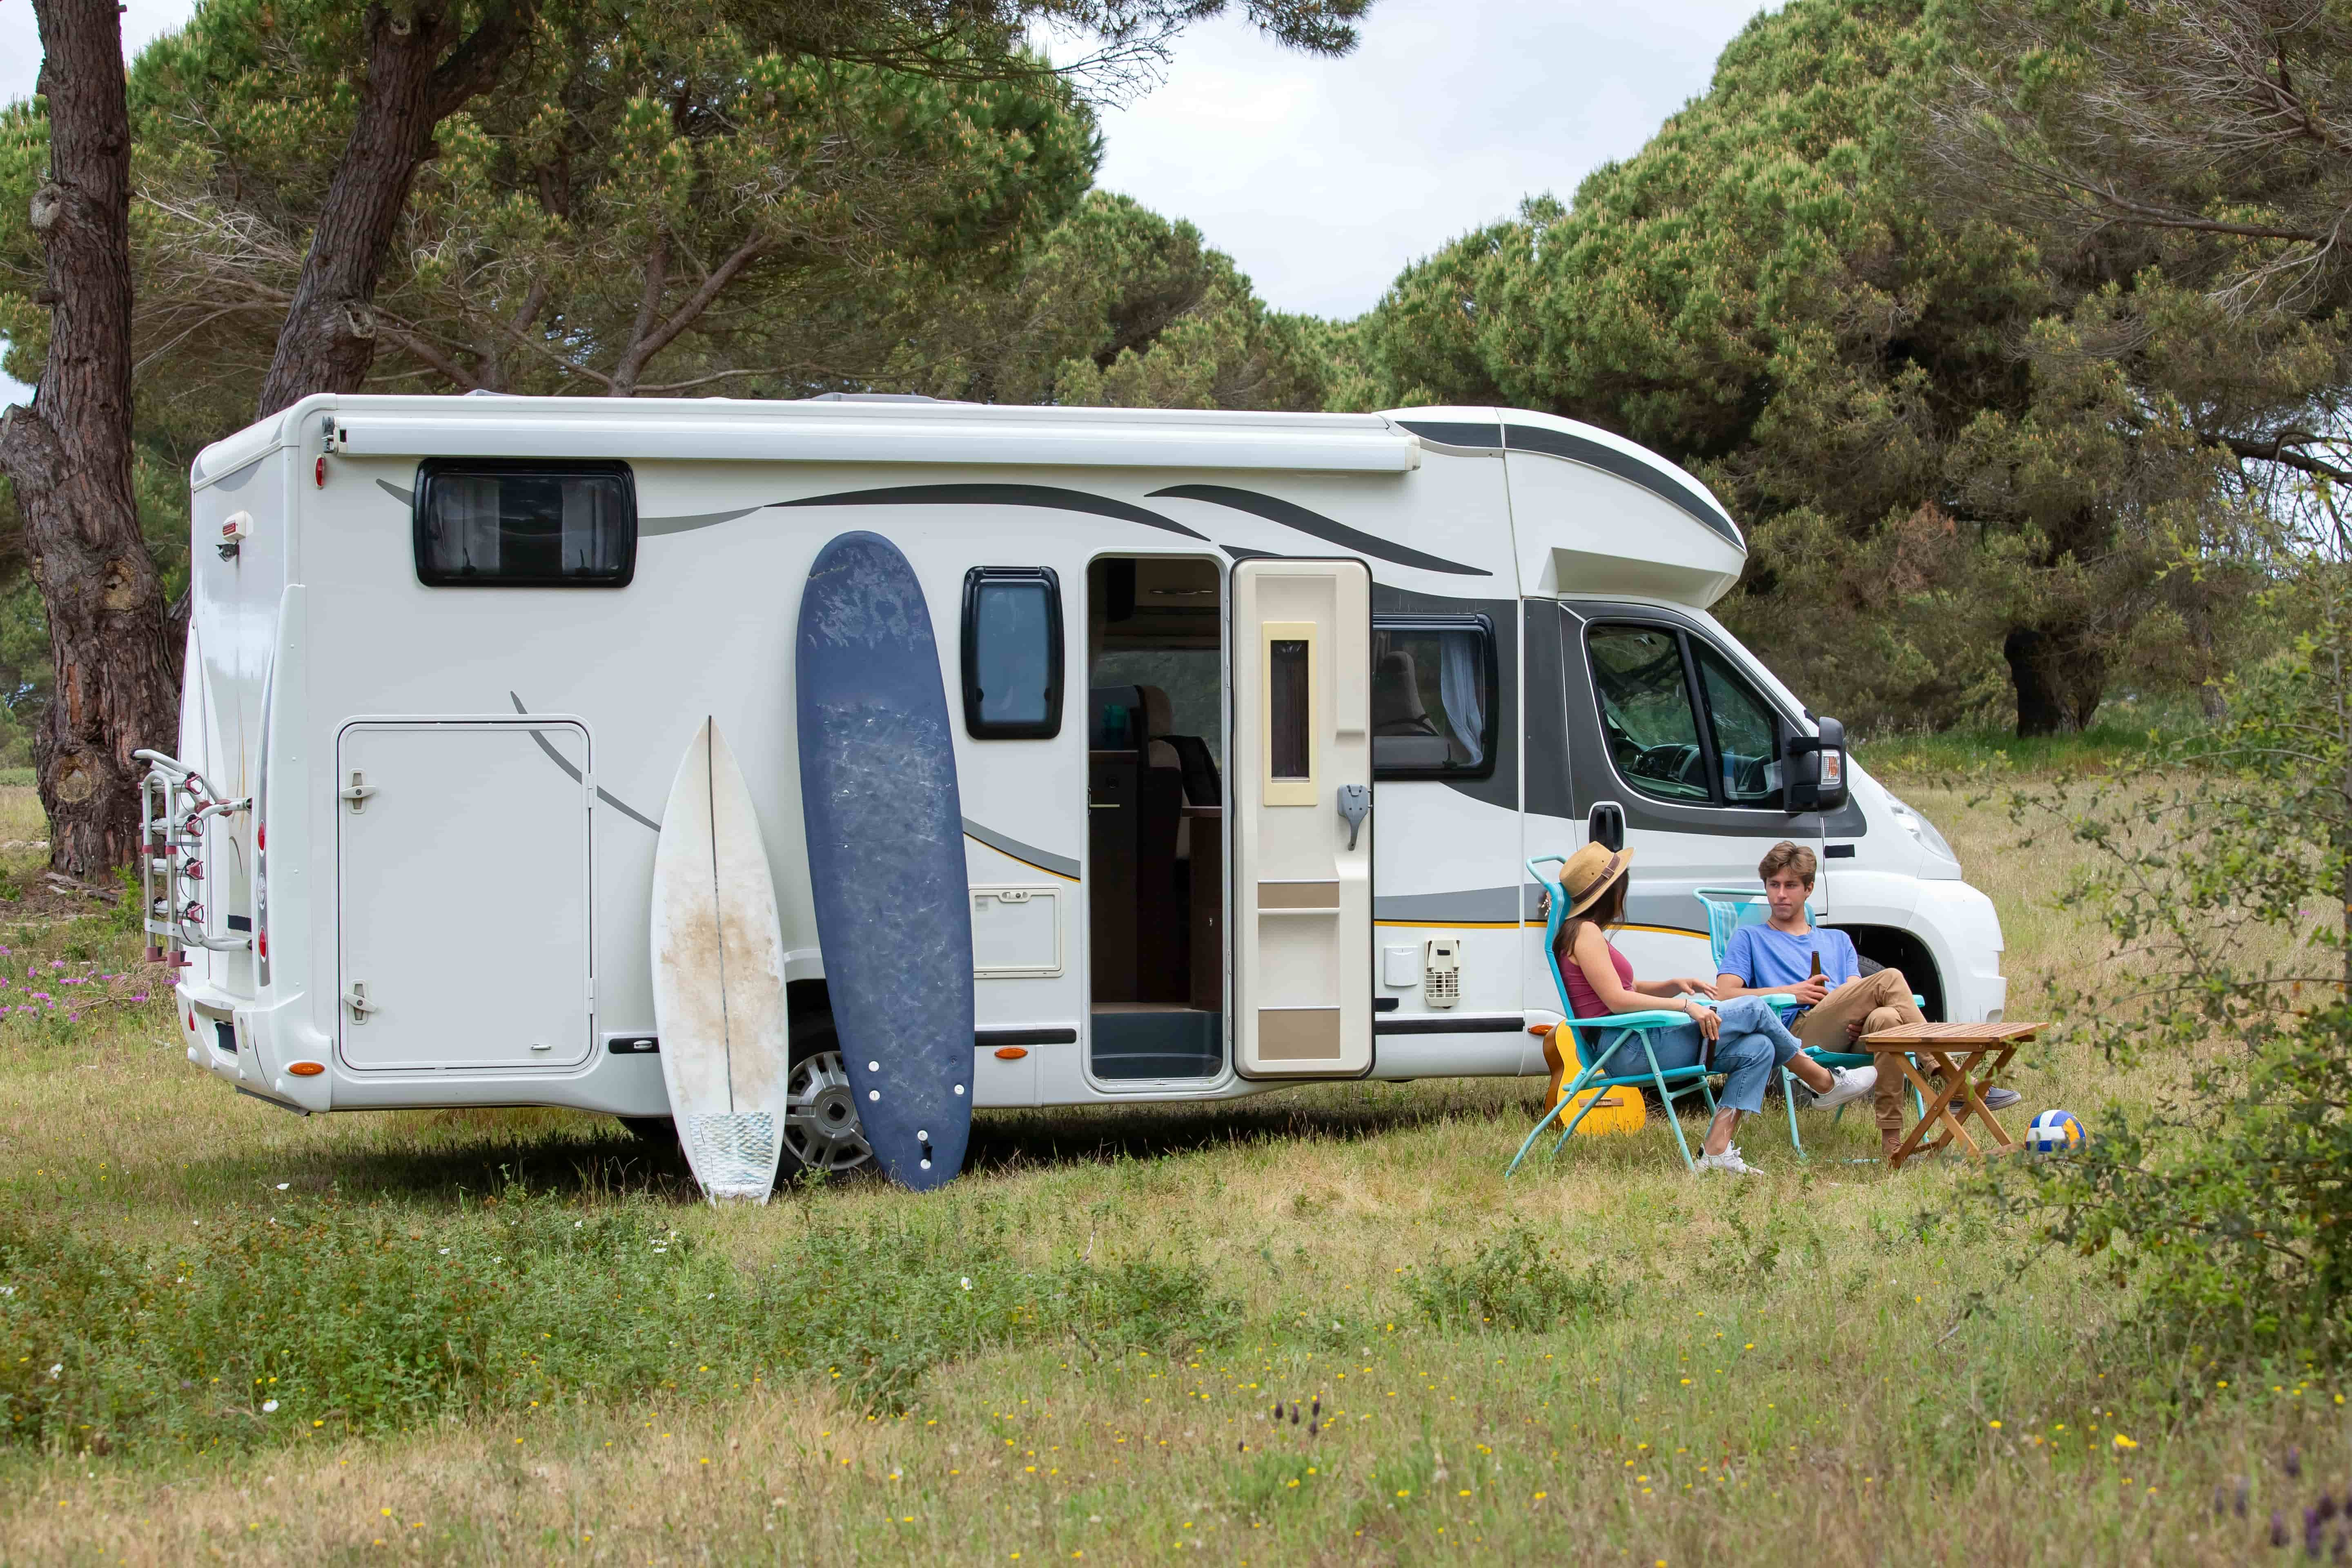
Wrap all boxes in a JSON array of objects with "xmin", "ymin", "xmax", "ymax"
[{"xmin": 1548, "ymin": 843, "xmax": 1874, "ymax": 1175}]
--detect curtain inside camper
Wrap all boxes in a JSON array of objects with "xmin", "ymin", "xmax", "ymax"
[
  {"xmin": 416, "ymin": 463, "xmax": 635, "ymax": 586},
  {"xmin": 1370, "ymin": 620, "xmax": 1494, "ymax": 777}
]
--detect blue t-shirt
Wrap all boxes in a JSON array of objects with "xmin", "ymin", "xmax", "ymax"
[{"xmin": 1720, "ymin": 923, "xmax": 1859, "ymax": 989}]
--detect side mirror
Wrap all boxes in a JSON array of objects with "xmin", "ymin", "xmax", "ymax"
[{"xmin": 1784, "ymin": 716, "xmax": 1848, "ymax": 814}]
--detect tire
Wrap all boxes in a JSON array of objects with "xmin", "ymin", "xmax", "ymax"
[{"xmin": 777, "ymin": 1014, "xmax": 875, "ymax": 1180}]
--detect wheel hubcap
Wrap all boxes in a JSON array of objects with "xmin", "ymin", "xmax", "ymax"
[{"xmin": 783, "ymin": 1049, "xmax": 872, "ymax": 1172}]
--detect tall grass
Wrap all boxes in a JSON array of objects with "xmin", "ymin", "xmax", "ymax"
[{"xmin": 1, "ymin": 773, "xmax": 2342, "ymax": 1566}]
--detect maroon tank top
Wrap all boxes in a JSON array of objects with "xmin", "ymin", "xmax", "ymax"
[{"xmin": 1562, "ymin": 935, "xmax": 1635, "ymax": 1018}]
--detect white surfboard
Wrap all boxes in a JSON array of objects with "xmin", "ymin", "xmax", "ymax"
[{"xmin": 650, "ymin": 718, "xmax": 791, "ymax": 1203}]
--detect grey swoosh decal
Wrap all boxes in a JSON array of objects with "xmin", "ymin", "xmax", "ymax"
[
  {"xmin": 775, "ymin": 483, "xmax": 1207, "ymax": 541},
  {"xmin": 1500, "ymin": 423, "xmax": 1742, "ymax": 548},
  {"xmin": 1395, "ymin": 419, "xmax": 1502, "ymax": 450},
  {"xmin": 507, "ymin": 694, "xmax": 661, "ymax": 831},
  {"xmin": 379, "ymin": 478, "xmax": 757, "ymax": 537},
  {"xmin": 962, "ymin": 817, "xmax": 1078, "ymax": 880},
  {"xmin": 1375, "ymin": 886, "xmax": 1539, "ymax": 924},
  {"xmin": 1149, "ymin": 484, "xmax": 1492, "ymax": 577}
]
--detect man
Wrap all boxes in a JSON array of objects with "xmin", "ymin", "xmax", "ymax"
[{"xmin": 1713, "ymin": 840, "xmax": 2019, "ymax": 1159}]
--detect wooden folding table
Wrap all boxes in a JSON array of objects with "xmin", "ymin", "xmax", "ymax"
[{"xmin": 1862, "ymin": 1020, "xmax": 2047, "ymax": 1169}]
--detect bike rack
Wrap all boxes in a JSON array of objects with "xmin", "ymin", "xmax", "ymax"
[{"xmin": 134, "ymin": 748, "xmax": 252, "ymax": 964}]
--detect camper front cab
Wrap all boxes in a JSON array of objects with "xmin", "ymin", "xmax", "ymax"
[{"xmin": 158, "ymin": 396, "xmax": 2007, "ymax": 1174}]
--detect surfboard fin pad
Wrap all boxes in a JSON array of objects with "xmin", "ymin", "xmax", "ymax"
[{"xmin": 682, "ymin": 1111, "xmax": 782, "ymax": 1203}]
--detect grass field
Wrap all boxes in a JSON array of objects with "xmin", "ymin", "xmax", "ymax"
[{"xmin": 4, "ymin": 759, "xmax": 2347, "ymax": 1567}]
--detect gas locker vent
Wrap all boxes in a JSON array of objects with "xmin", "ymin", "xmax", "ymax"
[{"xmin": 1423, "ymin": 939, "xmax": 1460, "ymax": 1009}]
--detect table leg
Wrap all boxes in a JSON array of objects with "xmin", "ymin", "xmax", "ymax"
[
  {"xmin": 1944, "ymin": 1046, "xmax": 2019, "ymax": 1154},
  {"xmin": 1888, "ymin": 1057, "xmax": 1975, "ymax": 1168}
]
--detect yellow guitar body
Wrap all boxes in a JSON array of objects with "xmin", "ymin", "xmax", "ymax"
[{"xmin": 1544, "ymin": 1024, "xmax": 1647, "ymax": 1137}]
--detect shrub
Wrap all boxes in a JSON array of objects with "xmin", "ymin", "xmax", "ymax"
[
  {"xmin": 1993, "ymin": 566, "xmax": 2352, "ymax": 1372},
  {"xmin": 1403, "ymin": 1226, "xmax": 1622, "ymax": 1334}
]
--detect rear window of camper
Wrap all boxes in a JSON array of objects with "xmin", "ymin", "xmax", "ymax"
[
  {"xmin": 1372, "ymin": 617, "xmax": 1495, "ymax": 779},
  {"xmin": 413, "ymin": 460, "xmax": 636, "ymax": 586}
]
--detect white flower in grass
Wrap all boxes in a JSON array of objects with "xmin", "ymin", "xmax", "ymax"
[{"xmin": 262, "ymin": 1399, "xmax": 278, "ymax": 1413}]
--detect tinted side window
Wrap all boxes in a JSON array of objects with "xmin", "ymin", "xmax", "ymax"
[
  {"xmin": 961, "ymin": 568, "xmax": 1063, "ymax": 739},
  {"xmin": 414, "ymin": 461, "xmax": 635, "ymax": 586},
  {"xmin": 1587, "ymin": 625, "xmax": 1710, "ymax": 803},
  {"xmin": 1695, "ymin": 643, "xmax": 1782, "ymax": 808},
  {"xmin": 1372, "ymin": 618, "xmax": 1496, "ymax": 779}
]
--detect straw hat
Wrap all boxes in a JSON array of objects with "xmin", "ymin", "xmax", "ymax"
[{"xmin": 1558, "ymin": 842, "xmax": 1635, "ymax": 919}]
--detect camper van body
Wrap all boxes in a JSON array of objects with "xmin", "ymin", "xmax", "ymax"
[{"xmin": 165, "ymin": 395, "xmax": 2005, "ymax": 1158}]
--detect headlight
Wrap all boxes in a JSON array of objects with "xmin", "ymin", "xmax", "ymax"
[{"xmin": 1888, "ymin": 795, "xmax": 1958, "ymax": 865}]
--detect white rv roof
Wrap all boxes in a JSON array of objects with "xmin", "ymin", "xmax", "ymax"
[{"xmin": 194, "ymin": 394, "xmax": 1426, "ymax": 481}]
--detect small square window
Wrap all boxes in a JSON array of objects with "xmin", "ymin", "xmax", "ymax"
[
  {"xmin": 961, "ymin": 568, "xmax": 1063, "ymax": 739},
  {"xmin": 413, "ymin": 460, "xmax": 635, "ymax": 587},
  {"xmin": 1372, "ymin": 617, "xmax": 1496, "ymax": 780}
]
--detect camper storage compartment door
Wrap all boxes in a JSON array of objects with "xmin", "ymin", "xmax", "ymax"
[
  {"xmin": 1230, "ymin": 557, "xmax": 1373, "ymax": 1077},
  {"xmin": 335, "ymin": 720, "xmax": 594, "ymax": 1070}
]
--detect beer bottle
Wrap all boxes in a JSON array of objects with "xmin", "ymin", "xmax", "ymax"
[{"xmin": 1808, "ymin": 950, "xmax": 1823, "ymax": 984}]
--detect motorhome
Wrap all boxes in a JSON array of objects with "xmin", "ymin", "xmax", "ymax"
[{"xmin": 155, "ymin": 394, "xmax": 2007, "ymax": 1175}]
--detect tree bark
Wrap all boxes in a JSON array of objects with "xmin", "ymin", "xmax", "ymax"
[
  {"xmin": 254, "ymin": 0, "xmax": 535, "ymax": 418},
  {"xmin": 0, "ymin": 0, "xmax": 182, "ymax": 874},
  {"xmin": 2005, "ymin": 626, "xmax": 2107, "ymax": 737}
]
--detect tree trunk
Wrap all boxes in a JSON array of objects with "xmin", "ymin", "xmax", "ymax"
[
  {"xmin": 2005, "ymin": 626, "xmax": 2108, "ymax": 738},
  {"xmin": 0, "ymin": 0, "xmax": 181, "ymax": 875},
  {"xmin": 254, "ymin": 1, "xmax": 535, "ymax": 419}
]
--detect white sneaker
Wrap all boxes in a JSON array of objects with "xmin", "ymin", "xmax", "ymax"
[
  {"xmin": 1802, "ymin": 1064, "xmax": 1878, "ymax": 1111},
  {"xmin": 1694, "ymin": 1147, "xmax": 1759, "ymax": 1176}
]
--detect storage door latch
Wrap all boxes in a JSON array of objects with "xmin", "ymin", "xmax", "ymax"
[
  {"xmin": 340, "ymin": 771, "xmax": 378, "ymax": 813},
  {"xmin": 1336, "ymin": 783, "xmax": 1371, "ymax": 851},
  {"xmin": 341, "ymin": 982, "xmax": 376, "ymax": 1023}
]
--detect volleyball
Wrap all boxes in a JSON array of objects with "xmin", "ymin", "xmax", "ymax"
[{"xmin": 2027, "ymin": 1109, "xmax": 2083, "ymax": 1154}]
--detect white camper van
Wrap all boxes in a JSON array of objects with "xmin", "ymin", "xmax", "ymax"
[{"xmin": 155, "ymin": 394, "xmax": 2005, "ymax": 1174}]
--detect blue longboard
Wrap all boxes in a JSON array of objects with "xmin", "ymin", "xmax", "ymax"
[{"xmin": 795, "ymin": 531, "xmax": 974, "ymax": 1190}]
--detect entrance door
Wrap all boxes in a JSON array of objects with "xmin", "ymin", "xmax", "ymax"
[
  {"xmin": 336, "ymin": 721, "xmax": 593, "ymax": 1069},
  {"xmin": 1230, "ymin": 558, "xmax": 1373, "ymax": 1077}
]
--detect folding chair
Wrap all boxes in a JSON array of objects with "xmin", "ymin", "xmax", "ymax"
[
  {"xmin": 1693, "ymin": 885, "xmax": 1924, "ymax": 1159},
  {"xmin": 1506, "ymin": 855, "xmax": 1721, "ymax": 1177}
]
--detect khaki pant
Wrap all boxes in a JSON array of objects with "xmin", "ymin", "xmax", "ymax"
[{"xmin": 1794, "ymin": 969, "xmax": 1923, "ymax": 1134}]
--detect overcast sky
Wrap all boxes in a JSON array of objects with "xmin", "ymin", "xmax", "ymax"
[{"xmin": 0, "ymin": 0, "xmax": 1768, "ymax": 402}]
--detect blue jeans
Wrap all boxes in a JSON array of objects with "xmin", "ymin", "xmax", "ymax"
[{"xmin": 1593, "ymin": 995, "xmax": 1804, "ymax": 1115}]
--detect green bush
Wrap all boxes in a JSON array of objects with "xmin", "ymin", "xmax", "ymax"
[
  {"xmin": 0, "ymin": 1184, "xmax": 1240, "ymax": 1455},
  {"xmin": 1993, "ymin": 567, "xmax": 2352, "ymax": 1373},
  {"xmin": 1403, "ymin": 1226, "xmax": 1622, "ymax": 1334}
]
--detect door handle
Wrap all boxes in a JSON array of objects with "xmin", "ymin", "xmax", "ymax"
[
  {"xmin": 341, "ymin": 982, "xmax": 376, "ymax": 1022},
  {"xmin": 1336, "ymin": 784, "xmax": 1370, "ymax": 851}
]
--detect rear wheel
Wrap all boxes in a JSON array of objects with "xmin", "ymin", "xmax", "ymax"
[{"xmin": 779, "ymin": 1017, "xmax": 873, "ymax": 1178}]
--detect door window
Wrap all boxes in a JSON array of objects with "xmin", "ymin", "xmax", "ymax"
[
  {"xmin": 960, "ymin": 568, "xmax": 1063, "ymax": 739},
  {"xmin": 1695, "ymin": 644, "xmax": 1783, "ymax": 808},
  {"xmin": 1587, "ymin": 626, "xmax": 1711, "ymax": 803},
  {"xmin": 1372, "ymin": 617, "xmax": 1495, "ymax": 779}
]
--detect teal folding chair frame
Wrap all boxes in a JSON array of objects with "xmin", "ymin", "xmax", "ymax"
[
  {"xmin": 1693, "ymin": 885, "xmax": 1927, "ymax": 1160},
  {"xmin": 1508, "ymin": 855, "xmax": 1722, "ymax": 1177}
]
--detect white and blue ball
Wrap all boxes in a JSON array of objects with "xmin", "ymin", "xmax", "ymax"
[{"xmin": 2027, "ymin": 1109, "xmax": 2084, "ymax": 1154}]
